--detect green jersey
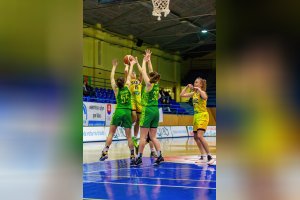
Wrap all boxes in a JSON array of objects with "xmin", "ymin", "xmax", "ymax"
[
  {"xmin": 116, "ymin": 86, "xmax": 131, "ymax": 109},
  {"xmin": 141, "ymin": 83, "xmax": 159, "ymax": 107}
]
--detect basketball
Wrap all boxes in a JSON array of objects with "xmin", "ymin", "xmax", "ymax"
[{"xmin": 123, "ymin": 55, "xmax": 134, "ymax": 65}]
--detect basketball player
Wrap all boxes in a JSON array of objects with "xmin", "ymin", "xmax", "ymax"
[
  {"xmin": 100, "ymin": 58, "xmax": 136, "ymax": 165},
  {"xmin": 127, "ymin": 56, "xmax": 158, "ymax": 158},
  {"xmin": 180, "ymin": 77, "xmax": 215, "ymax": 165},
  {"xmin": 135, "ymin": 51, "xmax": 164, "ymax": 166}
]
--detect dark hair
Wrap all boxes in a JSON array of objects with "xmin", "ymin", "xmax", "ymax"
[
  {"xmin": 149, "ymin": 71, "xmax": 160, "ymax": 83},
  {"xmin": 116, "ymin": 77, "xmax": 125, "ymax": 88}
]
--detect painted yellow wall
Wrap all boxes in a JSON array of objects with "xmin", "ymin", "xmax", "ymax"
[{"xmin": 83, "ymin": 26, "xmax": 182, "ymax": 92}]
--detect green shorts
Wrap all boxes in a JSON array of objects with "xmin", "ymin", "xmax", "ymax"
[
  {"xmin": 139, "ymin": 106, "xmax": 159, "ymax": 128},
  {"xmin": 110, "ymin": 108, "xmax": 132, "ymax": 128}
]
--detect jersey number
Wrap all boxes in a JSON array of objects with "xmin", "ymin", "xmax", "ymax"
[{"xmin": 121, "ymin": 94, "xmax": 129, "ymax": 103}]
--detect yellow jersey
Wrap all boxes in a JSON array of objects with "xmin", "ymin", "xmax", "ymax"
[
  {"xmin": 130, "ymin": 79, "xmax": 142, "ymax": 98},
  {"xmin": 193, "ymin": 92, "xmax": 207, "ymax": 114}
]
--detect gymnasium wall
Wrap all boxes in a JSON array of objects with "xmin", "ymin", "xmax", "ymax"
[
  {"xmin": 83, "ymin": 25, "xmax": 182, "ymax": 100},
  {"xmin": 159, "ymin": 107, "xmax": 216, "ymax": 126},
  {"xmin": 181, "ymin": 51, "xmax": 216, "ymax": 80}
]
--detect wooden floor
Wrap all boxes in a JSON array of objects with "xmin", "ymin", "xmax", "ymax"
[
  {"xmin": 83, "ymin": 137, "xmax": 216, "ymax": 163},
  {"xmin": 83, "ymin": 137, "xmax": 216, "ymax": 200}
]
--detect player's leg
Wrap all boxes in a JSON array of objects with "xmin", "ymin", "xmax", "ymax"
[
  {"xmin": 193, "ymin": 130, "xmax": 207, "ymax": 162},
  {"xmin": 149, "ymin": 141, "xmax": 157, "ymax": 158},
  {"xmin": 197, "ymin": 129, "xmax": 214, "ymax": 164},
  {"xmin": 122, "ymin": 108, "xmax": 134, "ymax": 163},
  {"xmin": 135, "ymin": 107, "xmax": 150, "ymax": 165},
  {"xmin": 135, "ymin": 127, "xmax": 149, "ymax": 165},
  {"xmin": 131, "ymin": 110, "xmax": 139, "ymax": 150},
  {"xmin": 125, "ymin": 127, "xmax": 135, "ymax": 165},
  {"xmin": 134, "ymin": 112, "xmax": 140, "ymax": 137},
  {"xmin": 148, "ymin": 108, "xmax": 164, "ymax": 165},
  {"xmin": 193, "ymin": 113, "xmax": 208, "ymax": 162},
  {"xmin": 149, "ymin": 128, "xmax": 164, "ymax": 165},
  {"xmin": 100, "ymin": 125, "xmax": 117, "ymax": 161},
  {"xmin": 132, "ymin": 112, "xmax": 140, "ymax": 155}
]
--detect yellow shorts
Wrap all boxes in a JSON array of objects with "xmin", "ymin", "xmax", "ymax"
[
  {"xmin": 193, "ymin": 112, "xmax": 209, "ymax": 132},
  {"xmin": 131, "ymin": 97, "xmax": 142, "ymax": 113}
]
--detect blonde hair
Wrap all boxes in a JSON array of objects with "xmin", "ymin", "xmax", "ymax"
[{"xmin": 196, "ymin": 77, "xmax": 207, "ymax": 91}]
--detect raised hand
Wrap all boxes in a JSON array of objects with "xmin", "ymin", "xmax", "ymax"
[
  {"xmin": 145, "ymin": 49, "xmax": 152, "ymax": 56},
  {"xmin": 193, "ymin": 87, "xmax": 201, "ymax": 92},
  {"xmin": 187, "ymin": 84, "xmax": 194, "ymax": 89},
  {"xmin": 129, "ymin": 57, "xmax": 137, "ymax": 65},
  {"xmin": 143, "ymin": 53, "xmax": 150, "ymax": 62},
  {"xmin": 112, "ymin": 59, "xmax": 118, "ymax": 67},
  {"xmin": 145, "ymin": 49, "xmax": 152, "ymax": 62}
]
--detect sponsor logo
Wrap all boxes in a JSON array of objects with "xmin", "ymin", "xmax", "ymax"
[
  {"xmin": 113, "ymin": 127, "xmax": 126, "ymax": 139},
  {"xmin": 89, "ymin": 105, "xmax": 105, "ymax": 111},
  {"xmin": 107, "ymin": 104, "xmax": 111, "ymax": 115},
  {"xmin": 92, "ymin": 113, "xmax": 102, "ymax": 119},
  {"xmin": 157, "ymin": 127, "xmax": 171, "ymax": 138},
  {"xmin": 83, "ymin": 104, "xmax": 87, "ymax": 120}
]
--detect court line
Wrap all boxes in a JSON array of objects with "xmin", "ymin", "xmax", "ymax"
[
  {"xmin": 83, "ymin": 198, "xmax": 108, "ymax": 200},
  {"xmin": 149, "ymin": 167, "xmax": 216, "ymax": 171},
  {"xmin": 84, "ymin": 174, "xmax": 216, "ymax": 182},
  {"xmin": 83, "ymin": 158, "xmax": 216, "ymax": 166},
  {"xmin": 84, "ymin": 166, "xmax": 215, "ymax": 174},
  {"xmin": 83, "ymin": 166, "xmax": 152, "ymax": 173},
  {"xmin": 83, "ymin": 180, "xmax": 216, "ymax": 190}
]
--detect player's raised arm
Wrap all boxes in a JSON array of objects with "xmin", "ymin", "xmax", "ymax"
[
  {"xmin": 180, "ymin": 84, "xmax": 194, "ymax": 97},
  {"xmin": 145, "ymin": 49, "xmax": 153, "ymax": 73},
  {"xmin": 194, "ymin": 87, "xmax": 208, "ymax": 100},
  {"xmin": 135, "ymin": 57, "xmax": 143, "ymax": 83},
  {"xmin": 111, "ymin": 59, "xmax": 118, "ymax": 93},
  {"xmin": 125, "ymin": 58, "xmax": 136, "ymax": 86},
  {"xmin": 141, "ymin": 54, "xmax": 151, "ymax": 87},
  {"xmin": 124, "ymin": 64, "xmax": 129, "ymax": 82}
]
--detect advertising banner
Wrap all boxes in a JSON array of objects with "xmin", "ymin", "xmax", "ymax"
[
  {"xmin": 157, "ymin": 126, "xmax": 173, "ymax": 138},
  {"xmin": 83, "ymin": 102, "xmax": 106, "ymax": 126},
  {"xmin": 83, "ymin": 126, "xmax": 106, "ymax": 142},
  {"xmin": 187, "ymin": 126, "xmax": 216, "ymax": 137},
  {"xmin": 105, "ymin": 103, "xmax": 116, "ymax": 126},
  {"xmin": 171, "ymin": 126, "xmax": 188, "ymax": 137}
]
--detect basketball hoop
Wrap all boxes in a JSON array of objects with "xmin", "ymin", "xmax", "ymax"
[{"xmin": 152, "ymin": 0, "xmax": 170, "ymax": 21}]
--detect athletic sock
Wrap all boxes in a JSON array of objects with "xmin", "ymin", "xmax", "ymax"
[
  {"xmin": 130, "ymin": 149, "xmax": 134, "ymax": 156},
  {"xmin": 138, "ymin": 153, "xmax": 143, "ymax": 158},
  {"xmin": 157, "ymin": 151, "xmax": 162, "ymax": 157},
  {"xmin": 151, "ymin": 148, "xmax": 155, "ymax": 152},
  {"xmin": 102, "ymin": 146, "xmax": 109, "ymax": 153}
]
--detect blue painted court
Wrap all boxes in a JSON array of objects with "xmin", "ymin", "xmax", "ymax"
[{"xmin": 83, "ymin": 157, "xmax": 216, "ymax": 200}]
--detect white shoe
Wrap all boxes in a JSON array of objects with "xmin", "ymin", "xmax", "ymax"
[{"xmin": 207, "ymin": 158, "xmax": 216, "ymax": 165}]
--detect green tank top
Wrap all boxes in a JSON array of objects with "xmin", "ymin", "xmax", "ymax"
[
  {"xmin": 141, "ymin": 83, "xmax": 159, "ymax": 107},
  {"xmin": 116, "ymin": 86, "xmax": 131, "ymax": 109}
]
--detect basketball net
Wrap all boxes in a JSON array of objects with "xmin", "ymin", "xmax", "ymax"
[{"xmin": 152, "ymin": 0, "xmax": 170, "ymax": 21}]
